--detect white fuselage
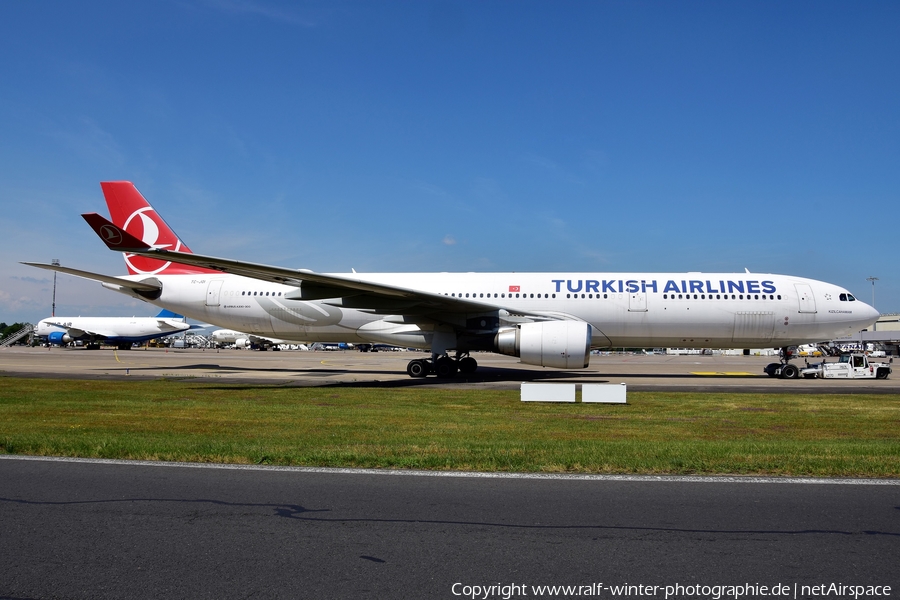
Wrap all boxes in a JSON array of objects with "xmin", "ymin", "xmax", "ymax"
[
  {"xmin": 210, "ymin": 329, "xmax": 251, "ymax": 345},
  {"xmin": 103, "ymin": 271, "xmax": 879, "ymax": 350},
  {"xmin": 36, "ymin": 316, "xmax": 190, "ymax": 343}
]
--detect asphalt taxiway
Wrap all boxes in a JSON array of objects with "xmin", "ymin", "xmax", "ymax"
[
  {"xmin": 1, "ymin": 456, "xmax": 897, "ymax": 599},
  {"xmin": 1, "ymin": 346, "xmax": 897, "ymax": 393}
]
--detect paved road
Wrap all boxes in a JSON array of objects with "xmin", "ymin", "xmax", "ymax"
[
  {"xmin": 1, "ymin": 346, "xmax": 897, "ymax": 392},
  {"xmin": 1, "ymin": 457, "xmax": 897, "ymax": 599}
]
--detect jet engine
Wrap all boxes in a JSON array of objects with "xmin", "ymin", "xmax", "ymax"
[
  {"xmin": 47, "ymin": 331, "xmax": 73, "ymax": 345},
  {"xmin": 494, "ymin": 321, "xmax": 592, "ymax": 369}
]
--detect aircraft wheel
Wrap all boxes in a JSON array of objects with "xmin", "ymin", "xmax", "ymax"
[
  {"xmin": 781, "ymin": 364, "xmax": 799, "ymax": 379},
  {"xmin": 459, "ymin": 356, "xmax": 478, "ymax": 374},
  {"xmin": 407, "ymin": 359, "xmax": 429, "ymax": 378},
  {"xmin": 764, "ymin": 363, "xmax": 780, "ymax": 377},
  {"xmin": 435, "ymin": 357, "xmax": 458, "ymax": 378}
]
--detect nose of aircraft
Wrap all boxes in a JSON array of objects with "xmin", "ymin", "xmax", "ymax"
[{"xmin": 858, "ymin": 301, "xmax": 881, "ymax": 328}]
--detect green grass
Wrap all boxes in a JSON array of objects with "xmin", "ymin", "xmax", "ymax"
[{"xmin": 0, "ymin": 377, "xmax": 898, "ymax": 477}]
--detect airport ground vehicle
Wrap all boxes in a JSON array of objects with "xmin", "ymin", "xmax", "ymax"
[
  {"xmin": 799, "ymin": 353, "xmax": 892, "ymax": 379},
  {"xmin": 765, "ymin": 351, "xmax": 892, "ymax": 379}
]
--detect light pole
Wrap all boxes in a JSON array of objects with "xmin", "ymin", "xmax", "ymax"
[
  {"xmin": 866, "ymin": 276, "xmax": 878, "ymax": 309},
  {"xmin": 51, "ymin": 258, "xmax": 60, "ymax": 317}
]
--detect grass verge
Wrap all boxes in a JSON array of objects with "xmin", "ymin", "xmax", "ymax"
[{"xmin": 0, "ymin": 377, "xmax": 897, "ymax": 477}]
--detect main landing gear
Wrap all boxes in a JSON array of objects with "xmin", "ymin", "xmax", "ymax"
[{"xmin": 406, "ymin": 353, "xmax": 478, "ymax": 378}]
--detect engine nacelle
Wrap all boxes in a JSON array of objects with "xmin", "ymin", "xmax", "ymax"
[
  {"xmin": 494, "ymin": 321, "xmax": 592, "ymax": 369},
  {"xmin": 47, "ymin": 331, "xmax": 73, "ymax": 345}
]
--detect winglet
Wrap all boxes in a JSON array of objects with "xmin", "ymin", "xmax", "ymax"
[{"xmin": 82, "ymin": 213, "xmax": 155, "ymax": 252}]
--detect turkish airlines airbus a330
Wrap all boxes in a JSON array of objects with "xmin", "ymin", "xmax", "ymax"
[{"xmin": 25, "ymin": 182, "xmax": 879, "ymax": 379}]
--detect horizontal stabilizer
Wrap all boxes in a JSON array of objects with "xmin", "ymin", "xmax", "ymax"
[
  {"xmin": 21, "ymin": 262, "xmax": 162, "ymax": 292},
  {"xmin": 81, "ymin": 213, "xmax": 152, "ymax": 252}
]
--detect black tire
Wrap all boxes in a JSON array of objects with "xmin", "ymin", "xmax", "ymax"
[
  {"xmin": 459, "ymin": 356, "xmax": 478, "ymax": 374},
  {"xmin": 764, "ymin": 363, "xmax": 780, "ymax": 377},
  {"xmin": 435, "ymin": 357, "xmax": 458, "ymax": 378},
  {"xmin": 781, "ymin": 363, "xmax": 799, "ymax": 379},
  {"xmin": 407, "ymin": 360, "xmax": 429, "ymax": 378},
  {"xmin": 876, "ymin": 369, "xmax": 890, "ymax": 379}
]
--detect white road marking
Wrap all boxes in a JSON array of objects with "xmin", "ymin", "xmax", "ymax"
[{"xmin": 1, "ymin": 454, "xmax": 898, "ymax": 485}]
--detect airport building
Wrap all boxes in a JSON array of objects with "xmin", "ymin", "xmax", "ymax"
[{"xmin": 834, "ymin": 313, "xmax": 900, "ymax": 356}]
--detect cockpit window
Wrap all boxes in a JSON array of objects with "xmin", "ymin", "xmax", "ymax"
[
  {"xmin": 847, "ymin": 294, "xmax": 856, "ymax": 301},
  {"xmin": 839, "ymin": 293, "xmax": 847, "ymax": 301}
]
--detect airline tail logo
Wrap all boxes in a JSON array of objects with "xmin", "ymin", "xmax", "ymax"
[
  {"xmin": 120, "ymin": 205, "xmax": 190, "ymax": 275},
  {"xmin": 101, "ymin": 181, "xmax": 215, "ymax": 276},
  {"xmin": 99, "ymin": 224, "xmax": 123, "ymax": 246}
]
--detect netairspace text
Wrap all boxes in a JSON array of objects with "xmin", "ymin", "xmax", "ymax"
[{"xmin": 450, "ymin": 582, "xmax": 893, "ymax": 599}]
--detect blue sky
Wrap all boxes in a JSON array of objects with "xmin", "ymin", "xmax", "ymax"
[{"xmin": 1, "ymin": 0, "xmax": 897, "ymax": 324}]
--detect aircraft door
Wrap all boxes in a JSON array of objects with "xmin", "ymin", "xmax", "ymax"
[
  {"xmin": 795, "ymin": 284, "xmax": 817, "ymax": 313},
  {"xmin": 206, "ymin": 280, "xmax": 224, "ymax": 307}
]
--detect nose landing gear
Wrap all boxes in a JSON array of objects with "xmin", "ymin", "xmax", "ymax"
[{"xmin": 764, "ymin": 347, "xmax": 801, "ymax": 379}]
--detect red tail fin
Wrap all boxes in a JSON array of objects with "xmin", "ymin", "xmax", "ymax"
[{"xmin": 100, "ymin": 181, "xmax": 217, "ymax": 276}]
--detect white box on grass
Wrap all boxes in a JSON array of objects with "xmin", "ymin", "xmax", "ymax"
[
  {"xmin": 520, "ymin": 383, "xmax": 576, "ymax": 402},
  {"xmin": 581, "ymin": 383, "xmax": 627, "ymax": 404}
]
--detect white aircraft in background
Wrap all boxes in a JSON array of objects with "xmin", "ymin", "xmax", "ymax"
[
  {"xmin": 35, "ymin": 308, "xmax": 191, "ymax": 350},
  {"xmin": 210, "ymin": 328, "xmax": 289, "ymax": 350},
  {"xmin": 25, "ymin": 181, "xmax": 880, "ymax": 379}
]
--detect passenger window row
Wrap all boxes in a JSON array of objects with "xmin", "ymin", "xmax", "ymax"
[
  {"xmin": 230, "ymin": 289, "xmax": 800, "ymax": 302},
  {"xmin": 440, "ymin": 292, "xmax": 785, "ymax": 301},
  {"xmin": 662, "ymin": 294, "xmax": 781, "ymax": 301},
  {"xmin": 445, "ymin": 293, "xmax": 556, "ymax": 299}
]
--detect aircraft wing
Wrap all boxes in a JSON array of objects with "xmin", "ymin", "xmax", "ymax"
[
  {"xmin": 21, "ymin": 262, "xmax": 162, "ymax": 293},
  {"xmin": 43, "ymin": 322, "xmax": 107, "ymax": 340},
  {"xmin": 247, "ymin": 334, "xmax": 288, "ymax": 345},
  {"xmin": 81, "ymin": 212, "xmax": 556, "ymax": 320}
]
